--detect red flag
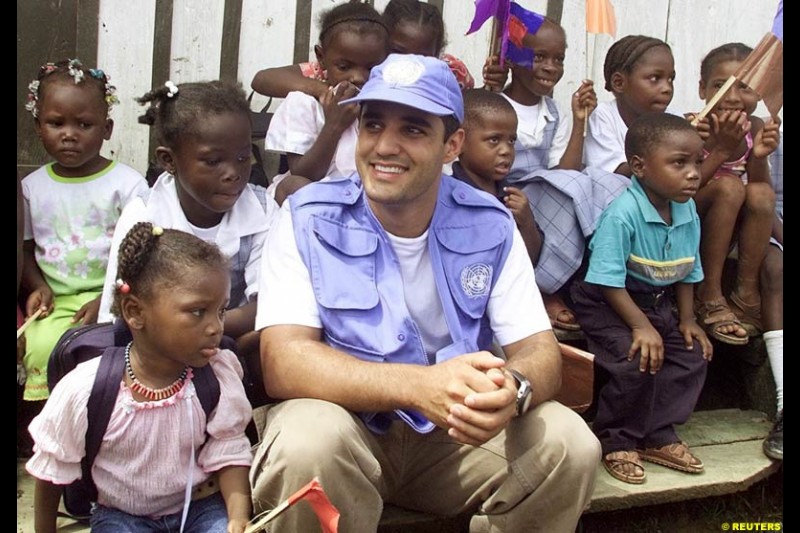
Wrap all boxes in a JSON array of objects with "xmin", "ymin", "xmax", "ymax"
[
  {"xmin": 586, "ymin": 0, "xmax": 616, "ymax": 37},
  {"xmin": 287, "ymin": 478, "xmax": 340, "ymax": 533},
  {"xmin": 245, "ymin": 478, "xmax": 340, "ymax": 533},
  {"xmin": 733, "ymin": 1, "xmax": 782, "ymax": 118}
]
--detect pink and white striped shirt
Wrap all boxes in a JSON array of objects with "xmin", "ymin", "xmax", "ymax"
[{"xmin": 26, "ymin": 349, "xmax": 253, "ymax": 518}]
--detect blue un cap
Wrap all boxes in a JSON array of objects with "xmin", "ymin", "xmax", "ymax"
[{"xmin": 339, "ymin": 53, "xmax": 464, "ymax": 124}]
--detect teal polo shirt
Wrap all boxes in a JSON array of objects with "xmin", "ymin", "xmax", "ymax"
[{"xmin": 586, "ymin": 176, "xmax": 703, "ymax": 288}]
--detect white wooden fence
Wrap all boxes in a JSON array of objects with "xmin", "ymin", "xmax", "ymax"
[{"xmin": 69, "ymin": 0, "xmax": 780, "ymax": 175}]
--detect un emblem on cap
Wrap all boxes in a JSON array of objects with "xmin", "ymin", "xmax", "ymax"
[
  {"xmin": 461, "ymin": 263, "xmax": 493, "ymax": 298},
  {"xmin": 382, "ymin": 58, "xmax": 426, "ymax": 85}
]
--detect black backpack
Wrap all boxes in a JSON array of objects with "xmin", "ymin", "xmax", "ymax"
[{"xmin": 46, "ymin": 320, "xmax": 233, "ymax": 520}]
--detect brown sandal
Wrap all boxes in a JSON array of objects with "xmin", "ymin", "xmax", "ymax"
[
  {"xmin": 602, "ymin": 450, "xmax": 646, "ymax": 484},
  {"xmin": 694, "ymin": 296, "xmax": 749, "ymax": 346},
  {"xmin": 728, "ymin": 292, "xmax": 762, "ymax": 336},
  {"xmin": 638, "ymin": 442, "xmax": 704, "ymax": 474}
]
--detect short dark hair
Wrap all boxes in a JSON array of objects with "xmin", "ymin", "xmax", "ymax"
[
  {"xmin": 318, "ymin": 0, "xmax": 388, "ymax": 48},
  {"xmin": 382, "ymin": 0, "xmax": 446, "ymax": 56},
  {"xmin": 625, "ymin": 112, "xmax": 696, "ymax": 160},
  {"xmin": 700, "ymin": 42, "xmax": 753, "ymax": 82},
  {"xmin": 463, "ymin": 89, "xmax": 516, "ymax": 128}
]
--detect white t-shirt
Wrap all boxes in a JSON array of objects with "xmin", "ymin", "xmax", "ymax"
[
  {"xmin": 22, "ymin": 161, "xmax": 147, "ymax": 297},
  {"xmin": 98, "ymin": 172, "xmax": 280, "ymax": 322},
  {"xmin": 583, "ymin": 100, "xmax": 628, "ymax": 173},
  {"xmin": 265, "ymin": 90, "xmax": 359, "ymax": 180},
  {"xmin": 256, "ymin": 201, "xmax": 550, "ymax": 351},
  {"xmin": 584, "ymin": 100, "xmax": 686, "ymax": 173},
  {"xmin": 501, "ymin": 94, "xmax": 571, "ymax": 170}
]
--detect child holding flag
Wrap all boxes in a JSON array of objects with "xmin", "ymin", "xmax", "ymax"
[
  {"xmin": 469, "ymin": 2, "xmax": 628, "ymax": 333},
  {"xmin": 690, "ymin": 42, "xmax": 781, "ymax": 347}
]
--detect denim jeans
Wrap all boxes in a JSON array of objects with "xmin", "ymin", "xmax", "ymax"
[{"xmin": 89, "ymin": 492, "xmax": 227, "ymax": 532}]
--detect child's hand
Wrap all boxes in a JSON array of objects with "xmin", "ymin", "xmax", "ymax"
[
  {"xmin": 72, "ymin": 296, "xmax": 101, "ymax": 325},
  {"xmin": 708, "ymin": 110, "xmax": 750, "ymax": 154},
  {"xmin": 571, "ymin": 79, "xmax": 597, "ymax": 122},
  {"xmin": 628, "ymin": 323, "xmax": 664, "ymax": 374},
  {"xmin": 320, "ymin": 81, "xmax": 361, "ymax": 134},
  {"xmin": 678, "ymin": 319, "xmax": 713, "ymax": 361},
  {"xmin": 25, "ymin": 288, "xmax": 53, "ymax": 319},
  {"xmin": 482, "ymin": 55, "xmax": 509, "ymax": 92},
  {"xmin": 752, "ymin": 117, "xmax": 781, "ymax": 159},
  {"xmin": 227, "ymin": 517, "xmax": 249, "ymax": 533},
  {"xmin": 501, "ymin": 187, "xmax": 535, "ymax": 230},
  {"xmin": 686, "ymin": 113, "xmax": 712, "ymax": 142}
]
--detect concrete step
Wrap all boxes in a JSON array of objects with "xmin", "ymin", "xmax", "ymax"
[{"xmin": 587, "ymin": 408, "xmax": 780, "ymax": 513}]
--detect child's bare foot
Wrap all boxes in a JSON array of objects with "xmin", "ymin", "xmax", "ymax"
[{"xmin": 543, "ymin": 292, "xmax": 580, "ymax": 331}]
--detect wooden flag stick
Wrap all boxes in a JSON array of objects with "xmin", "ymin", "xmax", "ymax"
[
  {"xmin": 691, "ymin": 74, "xmax": 737, "ymax": 126},
  {"xmin": 17, "ymin": 308, "xmax": 43, "ymax": 339},
  {"xmin": 244, "ymin": 500, "xmax": 292, "ymax": 533},
  {"xmin": 484, "ymin": 16, "xmax": 503, "ymax": 92},
  {"xmin": 584, "ymin": 31, "xmax": 590, "ymax": 137}
]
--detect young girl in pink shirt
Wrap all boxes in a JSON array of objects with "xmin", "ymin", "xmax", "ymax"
[{"xmin": 27, "ymin": 222, "xmax": 252, "ymax": 533}]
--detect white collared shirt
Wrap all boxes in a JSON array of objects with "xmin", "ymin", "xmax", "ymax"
[
  {"xmin": 98, "ymin": 173, "xmax": 279, "ymax": 321},
  {"xmin": 501, "ymin": 94, "xmax": 571, "ymax": 170}
]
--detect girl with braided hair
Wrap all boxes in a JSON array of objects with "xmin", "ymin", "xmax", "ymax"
[
  {"xmin": 20, "ymin": 59, "xmax": 148, "ymax": 404},
  {"xmin": 28, "ymin": 222, "xmax": 252, "ymax": 533},
  {"xmin": 584, "ymin": 34, "xmax": 678, "ymax": 177}
]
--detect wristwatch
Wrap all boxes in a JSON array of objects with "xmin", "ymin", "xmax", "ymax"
[{"xmin": 507, "ymin": 369, "xmax": 533, "ymax": 416}]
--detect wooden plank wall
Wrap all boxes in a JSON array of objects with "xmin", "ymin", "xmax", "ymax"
[{"xmin": 17, "ymin": 0, "xmax": 779, "ymax": 178}]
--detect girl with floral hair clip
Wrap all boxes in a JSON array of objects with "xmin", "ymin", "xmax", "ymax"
[{"xmin": 19, "ymin": 58, "xmax": 148, "ymax": 410}]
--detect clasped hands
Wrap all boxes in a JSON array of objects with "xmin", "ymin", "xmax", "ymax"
[{"xmin": 421, "ymin": 352, "xmax": 518, "ymax": 447}]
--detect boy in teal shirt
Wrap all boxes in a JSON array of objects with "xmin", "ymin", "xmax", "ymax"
[{"xmin": 571, "ymin": 112, "xmax": 713, "ymax": 484}]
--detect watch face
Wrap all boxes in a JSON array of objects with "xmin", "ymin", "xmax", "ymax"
[{"xmin": 509, "ymin": 369, "xmax": 532, "ymax": 416}]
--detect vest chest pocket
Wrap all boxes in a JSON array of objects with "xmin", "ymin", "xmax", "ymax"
[
  {"xmin": 435, "ymin": 222, "xmax": 508, "ymax": 319},
  {"xmin": 309, "ymin": 216, "xmax": 379, "ymax": 310}
]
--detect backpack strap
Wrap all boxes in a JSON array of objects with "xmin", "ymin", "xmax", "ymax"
[
  {"xmin": 192, "ymin": 363, "xmax": 220, "ymax": 418},
  {"xmin": 81, "ymin": 345, "xmax": 220, "ymax": 504},
  {"xmin": 82, "ymin": 345, "xmax": 126, "ymax": 502},
  {"xmin": 111, "ymin": 319, "xmax": 133, "ymax": 347}
]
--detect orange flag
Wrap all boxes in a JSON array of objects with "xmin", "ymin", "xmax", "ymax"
[
  {"xmin": 734, "ymin": 1, "xmax": 783, "ymax": 117},
  {"xmin": 586, "ymin": 0, "xmax": 616, "ymax": 37}
]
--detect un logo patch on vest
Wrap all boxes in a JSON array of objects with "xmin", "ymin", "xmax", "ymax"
[{"xmin": 461, "ymin": 263, "xmax": 493, "ymax": 298}]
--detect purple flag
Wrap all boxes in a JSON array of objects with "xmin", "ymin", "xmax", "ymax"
[
  {"xmin": 466, "ymin": 0, "xmax": 545, "ymax": 68},
  {"xmin": 466, "ymin": 0, "xmax": 508, "ymax": 35},
  {"xmin": 466, "ymin": 0, "xmax": 511, "ymax": 65},
  {"xmin": 504, "ymin": 2, "xmax": 546, "ymax": 68}
]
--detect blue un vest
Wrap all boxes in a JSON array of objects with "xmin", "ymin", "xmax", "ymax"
[{"xmin": 290, "ymin": 175, "xmax": 515, "ymax": 434}]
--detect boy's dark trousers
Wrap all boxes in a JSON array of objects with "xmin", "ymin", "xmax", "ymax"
[{"xmin": 571, "ymin": 281, "xmax": 708, "ymax": 455}]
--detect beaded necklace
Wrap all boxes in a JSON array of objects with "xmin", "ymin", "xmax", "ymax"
[{"xmin": 124, "ymin": 342, "xmax": 189, "ymax": 401}]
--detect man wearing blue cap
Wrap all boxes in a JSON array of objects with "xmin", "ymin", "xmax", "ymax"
[{"xmin": 251, "ymin": 53, "xmax": 600, "ymax": 532}]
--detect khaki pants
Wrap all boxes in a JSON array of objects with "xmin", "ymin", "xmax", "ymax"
[{"xmin": 250, "ymin": 399, "xmax": 600, "ymax": 533}]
